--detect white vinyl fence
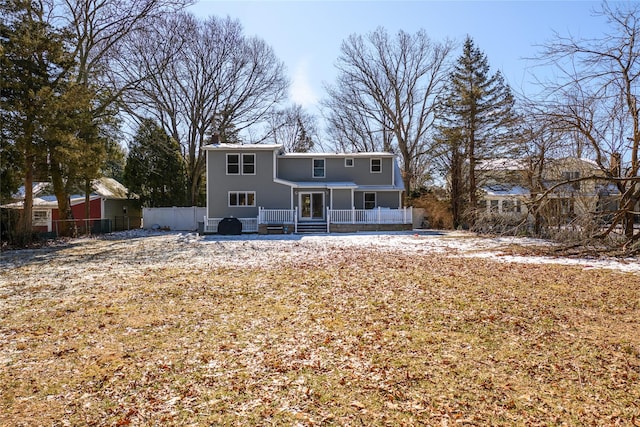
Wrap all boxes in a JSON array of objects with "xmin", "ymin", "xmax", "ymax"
[{"xmin": 143, "ymin": 207, "xmax": 206, "ymax": 231}]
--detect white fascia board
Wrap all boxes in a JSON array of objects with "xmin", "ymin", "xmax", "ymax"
[{"xmin": 204, "ymin": 143, "xmax": 283, "ymax": 151}]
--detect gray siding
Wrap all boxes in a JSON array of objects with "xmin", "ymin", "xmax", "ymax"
[
  {"xmin": 331, "ymin": 189, "xmax": 352, "ymax": 209},
  {"xmin": 354, "ymin": 191, "xmax": 401, "ymax": 209},
  {"xmin": 278, "ymin": 156, "xmax": 395, "ymax": 186},
  {"xmin": 207, "ymin": 148, "xmax": 290, "ymax": 218}
]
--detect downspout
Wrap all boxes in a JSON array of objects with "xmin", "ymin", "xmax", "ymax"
[{"xmin": 392, "ymin": 156, "xmax": 395, "ymax": 187}]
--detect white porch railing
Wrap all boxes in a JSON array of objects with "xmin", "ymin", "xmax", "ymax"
[
  {"xmin": 258, "ymin": 207, "xmax": 297, "ymax": 224},
  {"xmin": 204, "ymin": 207, "xmax": 412, "ymax": 234},
  {"xmin": 328, "ymin": 207, "xmax": 412, "ymax": 225},
  {"xmin": 204, "ymin": 217, "xmax": 258, "ymax": 233}
]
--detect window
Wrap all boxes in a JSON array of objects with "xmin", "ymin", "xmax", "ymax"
[
  {"xmin": 226, "ymin": 154, "xmax": 240, "ymax": 175},
  {"xmin": 502, "ymin": 200, "xmax": 513, "ymax": 213},
  {"xmin": 33, "ymin": 210, "xmax": 49, "ymax": 226},
  {"xmin": 227, "ymin": 153, "xmax": 256, "ymax": 175},
  {"xmin": 563, "ymin": 171, "xmax": 580, "ymax": 190},
  {"xmin": 370, "ymin": 158, "xmax": 382, "ymax": 173},
  {"xmin": 242, "ymin": 154, "xmax": 255, "ymax": 175},
  {"xmin": 345, "ymin": 158, "xmax": 354, "ymax": 167},
  {"xmin": 228, "ymin": 191, "xmax": 256, "ymax": 207},
  {"xmin": 490, "ymin": 200, "xmax": 499, "ymax": 213},
  {"xmin": 364, "ymin": 192, "xmax": 376, "ymax": 210},
  {"xmin": 313, "ymin": 158, "xmax": 325, "ymax": 178}
]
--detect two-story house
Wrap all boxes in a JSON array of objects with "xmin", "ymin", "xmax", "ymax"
[
  {"xmin": 204, "ymin": 144, "xmax": 411, "ymax": 233},
  {"xmin": 477, "ymin": 156, "xmax": 616, "ymax": 225}
]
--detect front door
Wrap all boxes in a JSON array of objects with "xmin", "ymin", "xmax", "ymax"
[{"xmin": 300, "ymin": 192, "xmax": 324, "ymax": 221}]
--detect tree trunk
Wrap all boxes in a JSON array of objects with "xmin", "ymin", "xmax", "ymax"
[
  {"xmin": 84, "ymin": 178, "xmax": 91, "ymax": 220},
  {"xmin": 20, "ymin": 156, "xmax": 34, "ymax": 243},
  {"xmin": 623, "ymin": 186, "xmax": 636, "ymax": 240},
  {"xmin": 50, "ymin": 161, "xmax": 73, "ymax": 237},
  {"xmin": 19, "ymin": 124, "xmax": 36, "ymax": 244},
  {"xmin": 450, "ymin": 150, "xmax": 464, "ymax": 229}
]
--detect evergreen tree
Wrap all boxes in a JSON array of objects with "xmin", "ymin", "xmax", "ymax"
[
  {"xmin": 0, "ymin": 0, "xmax": 75, "ymax": 240},
  {"xmin": 102, "ymin": 138, "xmax": 127, "ymax": 182},
  {"xmin": 436, "ymin": 36, "xmax": 518, "ymax": 227},
  {"xmin": 123, "ymin": 119, "xmax": 188, "ymax": 207}
]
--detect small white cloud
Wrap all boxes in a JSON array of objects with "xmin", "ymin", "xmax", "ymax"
[{"xmin": 290, "ymin": 58, "xmax": 319, "ymax": 108}]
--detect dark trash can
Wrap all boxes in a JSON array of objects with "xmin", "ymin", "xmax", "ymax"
[{"xmin": 217, "ymin": 217, "xmax": 242, "ymax": 235}]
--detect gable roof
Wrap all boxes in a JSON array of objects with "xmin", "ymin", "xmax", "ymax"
[{"xmin": 92, "ymin": 177, "xmax": 128, "ymax": 199}]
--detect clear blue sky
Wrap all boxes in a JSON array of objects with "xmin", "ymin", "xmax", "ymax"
[{"xmin": 188, "ymin": 1, "xmax": 608, "ymax": 112}]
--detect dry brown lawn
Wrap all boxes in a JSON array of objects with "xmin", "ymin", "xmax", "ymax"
[{"xmin": 1, "ymin": 232, "xmax": 639, "ymax": 426}]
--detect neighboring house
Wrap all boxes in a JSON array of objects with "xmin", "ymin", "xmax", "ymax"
[
  {"xmin": 3, "ymin": 178, "xmax": 141, "ymax": 234},
  {"xmin": 204, "ymin": 144, "xmax": 411, "ymax": 233},
  {"xmin": 476, "ymin": 157, "xmax": 616, "ymax": 224}
]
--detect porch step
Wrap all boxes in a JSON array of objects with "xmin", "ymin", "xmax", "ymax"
[{"xmin": 296, "ymin": 222, "xmax": 328, "ymax": 234}]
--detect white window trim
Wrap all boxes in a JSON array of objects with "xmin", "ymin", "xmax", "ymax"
[
  {"xmin": 227, "ymin": 153, "xmax": 256, "ymax": 175},
  {"xmin": 242, "ymin": 153, "xmax": 256, "ymax": 175},
  {"xmin": 32, "ymin": 210, "xmax": 50, "ymax": 226},
  {"xmin": 364, "ymin": 192, "xmax": 376, "ymax": 210},
  {"xmin": 228, "ymin": 191, "xmax": 256, "ymax": 207},
  {"xmin": 370, "ymin": 158, "xmax": 382, "ymax": 173},
  {"xmin": 345, "ymin": 157, "xmax": 354, "ymax": 167},
  {"xmin": 226, "ymin": 153, "xmax": 240, "ymax": 175},
  {"xmin": 313, "ymin": 158, "xmax": 326, "ymax": 178}
]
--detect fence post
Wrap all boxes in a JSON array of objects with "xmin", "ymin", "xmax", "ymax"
[
  {"xmin": 352, "ymin": 207, "xmax": 355, "ymax": 224},
  {"xmin": 294, "ymin": 207, "xmax": 298, "ymax": 233}
]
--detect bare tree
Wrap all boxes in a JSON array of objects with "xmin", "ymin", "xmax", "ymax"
[
  {"xmin": 264, "ymin": 104, "xmax": 317, "ymax": 152},
  {"xmin": 37, "ymin": 0, "xmax": 188, "ymax": 235},
  {"xmin": 123, "ymin": 13, "xmax": 288, "ymax": 205},
  {"xmin": 60, "ymin": 0, "xmax": 189, "ymax": 86},
  {"xmin": 538, "ymin": 2, "xmax": 640, "ymax": 246},
  {"xmin": 323, "ymin": 27, "xmax": 454, "ymax": 194}
]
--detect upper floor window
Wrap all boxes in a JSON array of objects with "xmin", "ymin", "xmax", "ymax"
[
  {"xmin": 562, "ymin": 171, "xmax": 580, "ymax": 190},
  {"xmin": 242, "ymin": 153, "xmax": 255, "ymax": 175},
  {"xmin": 313, "ymin": 158, "xmax": 325, "ymax": 178},
  {"xmin": 371, "ymin": 158, "xmax": 382, "ymax": 173},
  {"xmin": 227, "ymin": 153, "xmax": 255, "ymax": 175},
  {"xmin": 227, "ymin": 154, "xmax": 240, "ymax": 174},
  {"xmin": 345, "ymin": 158, "xmax": 354, "ymax": 167}
]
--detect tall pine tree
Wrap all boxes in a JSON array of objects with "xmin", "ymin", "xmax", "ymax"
[
  {"xmin": 436, "ymin": 36, "xmax": 517, "ymax": 227},
  {"xmin": 0, "ymin": 0, "xmax": 75, "ymax": 240}
]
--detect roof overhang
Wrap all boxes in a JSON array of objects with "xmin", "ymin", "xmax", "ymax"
[{"xmin": 203, "ymin": 143, "xmax": 283, "ymax": 151}]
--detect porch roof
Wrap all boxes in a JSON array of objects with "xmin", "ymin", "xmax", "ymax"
[{"xmin": 274, "ymin": 179, "xmax": 358, "ymax": 189}]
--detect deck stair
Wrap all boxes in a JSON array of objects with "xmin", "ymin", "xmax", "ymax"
[{"xmin": 296, "ymin": 222, "xmax": 328, "ymax": 234}]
